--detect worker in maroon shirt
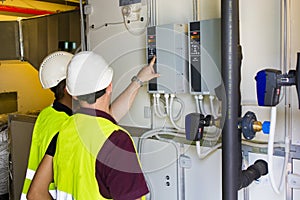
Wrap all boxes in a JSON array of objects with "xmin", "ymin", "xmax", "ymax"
[{"xmin": 28, "ymin": 51, "xmax": 159, "ymax": 200}]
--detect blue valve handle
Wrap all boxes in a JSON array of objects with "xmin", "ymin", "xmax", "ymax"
[{"xmin": 262, "ymin": 121, "xmax": 270, "ymax": 134}]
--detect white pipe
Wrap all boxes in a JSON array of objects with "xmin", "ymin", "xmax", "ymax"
[
  {"xmin": 192, "ymin": 0, "xmax": 197, "ymax": 21},
  {"xmin": 172, "ymin": 97, "xmax": 185, "ymax": 121},
  {"xmin": 154, "ymin": 135, "xmax": 184, "ymax": 200},
  {"xmin": 164, "ymin": 94, "xmax": 170, "ymax": 115},
  {"xmin": 150, "ymin": 0, "xmax": 157, "ymax": 26},
  {"xmin": 17, "ymin": 18, "xmax": 24, "ymax": 61},
  {"xmin": 194, "ymin": 95, "xmax": 200, "ymax": 113},
  {"xmin": 156, "ymin": 94, "xmax": 167, "ymax": 117},
  {"xmin": 268, "ymin": 106, "xmax": 281, "ymax": 194},
  {"xmin": 209, "ymin": 95, "xmax": 214, "ymax": 116},
  {"xmin": 242, "ymin": 140, "xmax": 285, "ymax": 149},
  {"xmin": 198, "ymin": 95, "xmax": 208, "ymax": 115},
  {"xmin": 169, "ymin": 94, "xmax": 185, "ymax": 131},
  {"xmin": 137, "ymin": 128, "xmax": 185, "ymax": 157},
  {"xmin": 152, "ymin": 94, "xmax": 164, "ymax": 118},
  {"xmin": 283, "ymin": 1, "xmax": 292, "ymax": 199},
  {"xmin": 79, "ymin": 0, "xmax": 86, "ymax": 51},
  {"xmin": 281, "ymin": 136, "xmax": 290, "ymax": 189},
  {"xmin": 209, "ymin": 95, "xmax": 222, "ymax": 119},
  {"xmin": 153, "ymin": 93, "xmax": 167, "ymax": 118},
  {"xmin": 202, "ymin": 127, "xmax": 221, "ymax": 142},
  {"xmin": 196, "ymin": 141, "xmax": 221, "ymax": 160}
]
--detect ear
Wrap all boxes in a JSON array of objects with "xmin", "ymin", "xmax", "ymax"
[
  {"xmin": 106, "ymin": 82, "xmax": 113, "ymax": 94},
  {"xmin": 73, "ymin": 96, "xmax": 79, "ymax": 101},
  {"xmin": 64, "ymin": 87, "xmax": 69, "ymax": 95}
]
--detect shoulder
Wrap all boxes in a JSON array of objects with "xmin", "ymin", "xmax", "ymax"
[
  {"xmin": 37, "ymin": 106, "xmax": 54, "ymax": 116},
  {"xmin": 108, "ymin": 129, "xmax": 135, "ymax": 152}
]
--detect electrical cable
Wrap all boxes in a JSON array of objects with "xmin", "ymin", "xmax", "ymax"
[
  {"xmin": 194, "ymin": 95, "xmax": 200, "ymax": 113},
  {"xmin": 198, "ymin": 95, "xmax": 208, "ymax": 115},
  {"xmin": 169, "ymin": 94, "xmax": 185, "ymax": 131},
  {"xmin": 137, "ymin": 128, "xmax": 185, "ymax": 158},
  {"xmin": 90, "ymin": 21, "xmax": 124, "ymax": 30},
  {"xmin": 195, "ymin": 140, "xmax": 221, "ymax": 160},
  {"xmin": 209, "ymin": 95, "xmax": 222, "ymax": 119},
  {"xmin": 152, "ymin": 94, "xmax": 166, "ymax": 118},
  {"xmin": 164, "ymin": 94, "xmax": 170, "ymax": 115},
  {"xmin": 202, "ymin": 127, "xmax": 221, "ymax": 145},
  {"xmin": 155, "ymin": 94, "xmax": 167, "ymax": 118},
  {"xmin": 172, "ymin": 97, "xmax": 185, "ymax": 121}
]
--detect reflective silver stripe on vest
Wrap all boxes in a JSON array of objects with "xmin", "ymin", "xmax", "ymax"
[
  {"xmin": 20, "ymin": 193, "xmax": 27, "ymax": 200},
  {"xmin": 57, "ymin": 190, "xmax": 74, "ymax": 200},
  {"xmin": 50, "ymin": 189, "xmax": 57, "ymax": 199},
  {"xmin": 25, "ymin": 169, "xmax": 36, "ymax": 180},
  {"xmin": 23, "ymin": 168, "xmax": 57, "ymax": 199}
]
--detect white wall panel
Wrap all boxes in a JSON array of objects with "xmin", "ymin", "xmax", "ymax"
[
  {"xmin": 292, "ymin": 159, "xmax": 300, "ymax": 199},
  {"xmin": 290, "ymin": 0, "xmax": 300, "ymax": 145},
  {"xmin": 240, "ymin": 0, "xmax": 281, "ymax": 104},
  {"xmin": 86, "ymin": 0, "xmax": 151, "ymax": 127}
]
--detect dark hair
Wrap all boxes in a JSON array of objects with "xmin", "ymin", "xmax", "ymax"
[
  {"xmin": 50, "ymin": 80, "xmax": 66, "ymax": 101},
  {"xmin": 77, "ymin": 88, "xmax": 106, "ymax": 104}
]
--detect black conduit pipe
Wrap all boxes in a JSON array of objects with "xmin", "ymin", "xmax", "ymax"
[
  {"xmin": 240, "ymin": 160, "xmax": 268, "ymax": 189},
  {"xmin": 221, "ymin": 0, "xmax": 242, "ymax": 200},
  {"xmin": 221, "ymin": 1, "xmax": 269, "ymax": 199}
]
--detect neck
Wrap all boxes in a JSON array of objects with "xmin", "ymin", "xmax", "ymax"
[
  {"xmin": 79, "ymin": 95, "xmax": 110, "ymax": 114},
  {"xmin": 57, "ymin": 95, "xmax": 72, "ymax": 110}
]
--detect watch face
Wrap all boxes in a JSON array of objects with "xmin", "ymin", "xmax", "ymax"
[{"xmin": 132, "ymin": 76, "xmax": 143, "ymax": 86}]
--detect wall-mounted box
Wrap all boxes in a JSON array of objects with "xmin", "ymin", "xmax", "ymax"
[
  {"xmin": 147, "ymin": 24, "xmax": 189, "ymax": 94},
  {"xmin": 188, "ymin": 19, "xmax": 221, "ymax": 95}
]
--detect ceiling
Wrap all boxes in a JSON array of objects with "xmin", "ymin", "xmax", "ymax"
[{"xmin": 0, "ymin": 0, "xmax": 81, "ymax": 20}]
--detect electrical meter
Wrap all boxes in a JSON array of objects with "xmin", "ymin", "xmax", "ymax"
[
  {"xmin": 146, "ymin": 24, "xmax": 188, "ymax": 94},
  {"xmin": 188, "ymin": 19, "xmax": 221, "ymax": 95}
]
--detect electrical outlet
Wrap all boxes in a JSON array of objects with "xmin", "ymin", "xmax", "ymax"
[{"xmin": 179, "ymin": 155, "xmax": 192, "ymax": 168}]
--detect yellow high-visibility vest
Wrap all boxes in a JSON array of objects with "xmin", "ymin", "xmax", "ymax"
[
  {"xmin": 21, "ymin": 106, "xmax": 69, "ymax": 200},
  {"xmin": 53, "ymin": 113, "xmax": 146, "ymax": 200}
]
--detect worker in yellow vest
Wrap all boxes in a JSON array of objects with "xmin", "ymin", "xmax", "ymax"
[
  {"xmin": 26, "ymin": 51, "xmax": 159, "ymax": 200},
  {"xmin": 54, "ymin": 51, "xmax": 152, "ymax": 199},
  {"xmin": 21, "ymin": 51, "xmax": 74, "ymax": 200}
]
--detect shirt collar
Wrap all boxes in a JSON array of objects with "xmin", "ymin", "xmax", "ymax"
[
  {"xmin": 52, "ymin": 100, "xmax": 73, "ymax": 116},
  {"xmin": 76, "ymin": 107, "xmax": 117, "ymax": 125}
]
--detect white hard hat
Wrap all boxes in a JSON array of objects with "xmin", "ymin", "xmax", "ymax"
[
  {"xmin": 39, "ymin": 51, "xmax": 74, "ymax": 89},
  {"xmin": 66, "ymin": 51, "xmax": 113, "ymax": 96}
]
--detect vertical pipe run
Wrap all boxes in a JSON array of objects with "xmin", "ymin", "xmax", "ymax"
[
  {"xmin": 79, "ymin": 0, "xmax": 86, "ymax": 51},
  {"xmin": 221, "ymin": 0, "xmax": 242, "ymax": 200},
  {"xmin": 17, "ymin": 19, "xmax": 24, "ymax": 61}
]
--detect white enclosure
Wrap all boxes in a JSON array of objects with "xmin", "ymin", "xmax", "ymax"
[{"xmin": 86, "ymin": 0, "xmax": 300, "ymax": 199}]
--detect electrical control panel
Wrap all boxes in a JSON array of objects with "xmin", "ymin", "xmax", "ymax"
[
  {"xmin": 188, "ymin": 19, "xmax": 221, "ymax": 95},
  {"xmin": 146, "ymin": 24, "xmax": 188, "ymax": 94}
]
